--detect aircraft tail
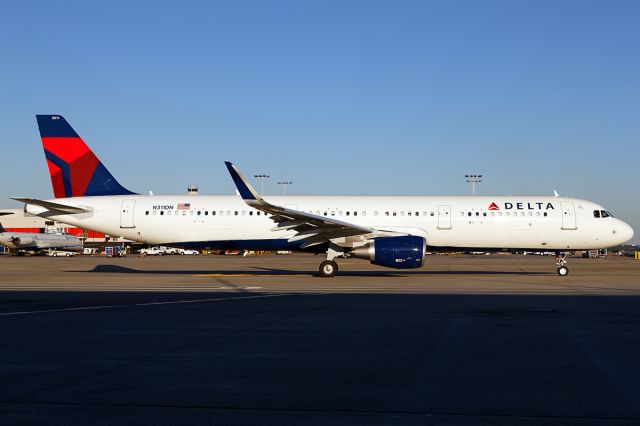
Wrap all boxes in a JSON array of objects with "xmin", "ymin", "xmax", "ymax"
[
  {"xmin": 36, "ymin": 115, "xmax": 135, "ymax": 198},
  {"xmin": 0, "ymin": 222, "xmax": 6, "ymax": 233}
]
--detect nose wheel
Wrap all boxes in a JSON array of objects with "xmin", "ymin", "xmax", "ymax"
[
  {"xmin": 319, "ymin": 260, "xmax": 338, "ymax": 277},
  {"xmin": 556, "ymin": 252, "xmax": 569, "ymax": 276}
]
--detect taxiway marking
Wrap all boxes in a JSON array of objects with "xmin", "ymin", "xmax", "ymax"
[{"xmin": 0, "ymin": 293, "xmax": 295, "ymax": 317}]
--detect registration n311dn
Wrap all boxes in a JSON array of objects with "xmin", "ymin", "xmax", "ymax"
[{"xmin": 14, "ymin": 115, "xmax": 634, "ymax": 276}]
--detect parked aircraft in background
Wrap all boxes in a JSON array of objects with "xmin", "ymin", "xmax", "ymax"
[
  {"xmin": 0, "ymin": 220, "xmax": 82, "ymax": 253},
  {"xmin": 12, "ymin": 115, "xmax": 634, "ymax": 276}
]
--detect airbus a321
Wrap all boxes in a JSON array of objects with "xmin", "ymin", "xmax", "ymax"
[{"xmin": 13, "ymin": 115, "xmax": 634, "ymax": 276}]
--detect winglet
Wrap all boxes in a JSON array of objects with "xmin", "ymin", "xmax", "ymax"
[{"xmin": 224, "ymin": 162, "xmax": 263, "ymax": 201}]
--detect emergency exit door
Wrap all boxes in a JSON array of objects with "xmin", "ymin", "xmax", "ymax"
[
  {"xmin": 560, "ymin": 201, "xmax": 577, "ymax": 230},
  {"xmin": 120, "ymin": 199, "xmax": 136, "ymax": 228},
  {"xmin": 438, "ymin": 205, "xmax": 452, "ymax": 230}
]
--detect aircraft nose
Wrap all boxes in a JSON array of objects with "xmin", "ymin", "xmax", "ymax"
[{"xmin": 615, "ymin": 220, "xmax": 634, "ymax": 244}]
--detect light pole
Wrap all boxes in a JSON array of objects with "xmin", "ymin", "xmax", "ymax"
[
  {"xmin": 465, "ymin": 174, "xmax": 483, "ymax": 196},
  {"xmin": 254, "ymin": 174, "xmax": 270, "ymax": 195},
  {"xmin": 277, "ymin": 181, "xmax": 293, "ymax": 195}
]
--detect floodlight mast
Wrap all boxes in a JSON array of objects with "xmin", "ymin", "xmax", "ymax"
[
  {"xmin": 253, "ymin": 174, "xmax": 270, "ymax": 195},
  {"xmin": 277, "ymin": 181, "xmax": 294, "ymax": 195},
  {"xmin": 465, "ymin": 174, "xmax": 483, "ymax": 196}
]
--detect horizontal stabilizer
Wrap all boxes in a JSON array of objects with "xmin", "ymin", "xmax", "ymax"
[{"xmin": 11, "ymin": 198, "xmax": 90, "ymax": 214}]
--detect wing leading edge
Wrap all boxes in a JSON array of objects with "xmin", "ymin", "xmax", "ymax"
[{"xmin": 224, "ymin": 162, "xmax": 390, "ymax": 248}]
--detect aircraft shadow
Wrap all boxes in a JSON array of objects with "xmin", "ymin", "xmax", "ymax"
[{"xmin": 83, "ymin": 265, "xmax": 552, "ymax": 277}]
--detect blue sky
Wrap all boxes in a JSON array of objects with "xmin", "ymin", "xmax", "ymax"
[{"xmin": 1, "ymin": 0, "xmax": 639, "ymax": 243}]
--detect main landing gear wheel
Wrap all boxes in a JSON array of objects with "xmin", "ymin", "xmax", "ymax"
[
  {"xmin": 319, "ymin": 260, "xmax": 338, "ymax": 277},
  {"xmin": 557, "ymin": 266, "xmax": 569, "ymax": 276}
]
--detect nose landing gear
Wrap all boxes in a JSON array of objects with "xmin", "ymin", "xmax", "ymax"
[{"xmin": 556, "ymin": 252, "xmax": 569, "ymax": 276}]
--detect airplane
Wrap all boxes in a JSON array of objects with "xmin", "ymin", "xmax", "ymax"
[
  {"xmin": 12, "ymin": 114, "xmax": 634, "ymax": 276},
  {"xmin": 0, "ymin": 219, "xmax": 82, "ymax": 253}
]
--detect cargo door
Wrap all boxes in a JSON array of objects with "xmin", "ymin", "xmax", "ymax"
[
  {"xmin": 120, "ymin": 199, "xmax": 136, "ymax": 228},
  {"xmin": 438, "ymin": 205, "xmax": 452, "ymax": 230},
  {"xmin": 560, "ymin": 201, "xmax": 577, "ymax": 230}
]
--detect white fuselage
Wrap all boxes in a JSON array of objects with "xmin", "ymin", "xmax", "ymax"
[
  {"xmin": 0, "ymin": 231, "xmax": 82, "ymax": 250},
  {"xmin": 23, "ymin": 195, "xmax": 634, "ymax": 251}
]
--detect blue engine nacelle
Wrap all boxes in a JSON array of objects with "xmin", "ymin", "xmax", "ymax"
[{"xmin": 351, "ymin": 236, "xmax": 426, "ymax": 269}]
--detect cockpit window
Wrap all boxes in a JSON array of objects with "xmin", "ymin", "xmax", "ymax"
[
  {"xmin": 593, "ymin": 210, "xmax": 600, "ymax": 218},
  {"xmin": 601, "ymin": 210, "xmax": 610, "ymax": 218}
]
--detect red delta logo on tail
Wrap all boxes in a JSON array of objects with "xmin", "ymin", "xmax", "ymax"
[
  {"xmin": 488, "ymin": 202, "xmax": 500, "ymax": 211},
  {"xmin": 36, "ymin": 115, "xmax": 134, "ymax": 198}
]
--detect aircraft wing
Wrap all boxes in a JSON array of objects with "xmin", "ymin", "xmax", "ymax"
[
  {"xmin": 225, "ymin": 162, "xmax": 399, "ymax": 248},
  {"xmin": 11, "ymin": 198, "xmax": 90, "ymax": 215}
]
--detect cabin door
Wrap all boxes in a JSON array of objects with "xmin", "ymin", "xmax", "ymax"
[
  {"xmin": 560, "ymin": 201, "xmax": 577, "ymax": 230},
  {"xmin": 120, "ymin": 199, "xmax": 136, "ymax": 228},
  {"xmin": 438, "ymin": 205, "xmax": 452, "ymax": 230}
]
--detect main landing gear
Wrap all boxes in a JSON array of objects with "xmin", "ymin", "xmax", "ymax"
[
  {"xmin": 319, "ymin": 245, "xmax": 343, "ymax": 278},
  {"xmin": 319, "ymin": 260, "xmax": 338, "ymax": 277},
  {"xmin": 556, "ymin": 251, "xmax": 569, "ymax": 276}
]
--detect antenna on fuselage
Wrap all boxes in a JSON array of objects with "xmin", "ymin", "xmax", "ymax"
[{"xmin": 553, "ymin": 190, "xmax": 559, "ymax": 197}]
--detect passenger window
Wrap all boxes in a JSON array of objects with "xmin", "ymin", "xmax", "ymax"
[
  {"xmin": 490, "ymin": 212, "xmax": 494, "ymax": 216},
  {"xmin": 483, "ymin": 212, "xmax": 487, "ymax": 217},
  {"xmin": 205, "ymin": 211, "xmax": 208, "ymax": 216},
  {"xmin": 415, "ymin": 212, "xmax": 419, "ymax": 217},
  {"xmin": 400, "ymin": 212, "xmax": 404, "ymax": 216},
  {"xmin": 498, "ymin": 212, "xmax": 502, "ymax": 216},
  {"xmin": 468, "ymin": 212, "xmax": 472, "ymax": 217},
  {"xmin": 374, "ymin": 211, "xmax": 378, "ymax": 216},
  {"xmin": 234, "ymin": 211, "xmax": 238, "ymax": 216},
  {"xmin": 475, "ymin": 212, "xmax": 479, "ymax": 216},
  {"xmin": 249, "ymin": 211, "xmax": 253, "ymax": 216},
  {"xmin": 429, "ymin": 212, "xmax": 434, "ymax": 217},
  {"xmin": 536, "ymin": 212, "xmax": 540, "ymax": 216},
  {"xmin": 408, "ymin": 212, "xmax": 412, "ymax": 216},
  {"xmin": 385, "ymin": 212, "xmax": 389, "ymax": 216},
  {"xmin": 528, "ymin": 212, "xmax": 532, "ymax": 216},
  {"xmin": 160, "ymin": 211, "xmax": 164, "ymax": 216},
  {"xmin": 226, "ymin": 211, "xmax": 231, "ymax": 215},
  {"xmin": 543, "ymin": 212, "xmax": 548, "ymax": 217},
  {"xmin": 145, "ymin": 211, "xmax": 149, "ymax": 215},
  {"xmin": 393, "ymin": 212, "xmax": 397, "ymax": 216},
  {"xmin": 212, "ymin": 211, "xmax": 216, "ymax": 216},
  {"xmin": 346, "ymin": 211, "xmax": 350, "ymax": 216},
  {"xmin": 190, "ymin": 211, "xmax": 194, "ymax": 216},
  {"xmin": 362, "ymin": 211, "xmax": 366, "ymax": 216},
  {"xmin": 354, "ymin": 212, "xmax": 358, "ymax": 216},
  {"xmin": 197, "ymin": 211, "xmax": 201, "ymax": 216},
  {"xmin": 242, "ymin": 211, "xmax": 246, "ymax": 216}
]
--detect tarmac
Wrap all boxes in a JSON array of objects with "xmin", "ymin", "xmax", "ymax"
[{"xmin": 0, "ymin": 253, "xmax": 639, "ymax": 425}]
